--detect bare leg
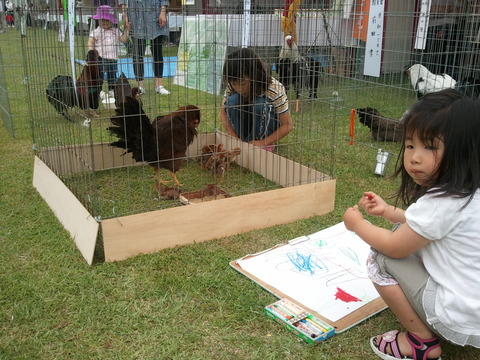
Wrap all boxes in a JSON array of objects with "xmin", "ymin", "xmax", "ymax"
[{"xmin": 374, "ymin": 283, "xmax": 442, "ymax": 358}]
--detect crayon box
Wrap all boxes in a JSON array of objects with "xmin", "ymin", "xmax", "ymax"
[{"xmin": 264, "ymin": 298, "xmax": 335, "ymax": 344}]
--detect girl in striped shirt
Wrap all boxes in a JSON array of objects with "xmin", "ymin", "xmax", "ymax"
[{"xmin": 220, "ymin": 48, "xmax": 293, "ymax": 150}]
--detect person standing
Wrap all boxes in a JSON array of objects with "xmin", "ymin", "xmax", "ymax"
[
  {"xmin": 119, "ymin": 0, "xmax": 170, "ymax": 95},
  {"xmin": 88, "ymin": 5, "xmax": 130, "ymax": 99},
  {"xmin": 12, "ymin": 0, "xmax": 28, "ymax": 36},
  {"xmin": 0, "ymin": 0, "xmax": 8, "ymax": 33},
  {"xmin": 6, "ymin": 0, "xmax": 15, "ymax": 28}
]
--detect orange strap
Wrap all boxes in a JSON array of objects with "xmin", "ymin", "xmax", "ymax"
[{"xmin": 349, "ymin": 109, "xmax": 356, "ymax": 145}]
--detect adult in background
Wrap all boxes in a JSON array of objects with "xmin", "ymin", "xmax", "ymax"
[
  {"xmin": 0, "ymin": 0, "xmax": 7, "ymax": 33},
  {"xmin": 6, "ymin": 0, "xmax": 14, "ymax": 28},
  {"xmin": 119, "ymin": 0, "xmax": 170, "ymax": 95},
  {"xmin": 12, "ymin": 0, "xmax": 28, "ymax": 37}
]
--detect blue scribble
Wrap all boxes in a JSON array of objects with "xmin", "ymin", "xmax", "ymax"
[{"xmin": 286, "ymin": 250, "xmax": 326, "ymax": 275}]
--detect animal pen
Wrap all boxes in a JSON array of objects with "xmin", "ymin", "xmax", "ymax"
[{"xmin": 8, "ymin": 0, "xmax": 479, "ymax": 264}]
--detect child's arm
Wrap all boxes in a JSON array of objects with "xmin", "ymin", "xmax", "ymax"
[
  {"xmin": 87, "ymin": 36, "xmax": 95, "ymax": 51},
  {"xmin": 250, "ymin": 110, "xmax": 293, "ymax": 147},
  {"xmin": 119, "ymin": 21, "xmax": 130, "ymax": 44},
  {"xmin": 343, "ymin": 205, "xmax": 431, "ymax": 258}
]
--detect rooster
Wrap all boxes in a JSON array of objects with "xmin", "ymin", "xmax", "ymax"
[
  {"xmin": 108, "ymin": 97, "xmax": 201, "ymax": 188},
  {"xmin": 407, "ymin": 64, "xmax": 456, "ymax": 99},
  {"xmin": 114, "ymin": 72, "xmax": 141, "ymax": 108},
  {"xmin": 357, "ymin": 107, "xmax": 404, "ymax": 142},
  {"xmin": 46, "ymin": 49, "xmax": 103, "ymax": 121},
  {"xmin": 197, "ymin": 143, "xmax": 241, "ymax": 182},
  {"xmin": 277, "ymin": 35, "xmax": 322, "ymax": 111}
]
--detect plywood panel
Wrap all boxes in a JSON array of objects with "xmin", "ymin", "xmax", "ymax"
[
  {"xmin": 214, "ymin": 132, "xmax": 330, "ymax": 186},
  {"xmin": 102, "ymin": 179, "xmax": 336, "ymax": 262},
  {"xmin": 32, "ymin": 156, "xmax": 99, "ymax": 265}
]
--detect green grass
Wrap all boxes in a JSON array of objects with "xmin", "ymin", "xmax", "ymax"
[{"xmin": 1, "ymin": 28, "xmax": 480, "ymax": 359}]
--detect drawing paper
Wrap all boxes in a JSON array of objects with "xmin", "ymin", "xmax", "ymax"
[{"xmin": 236, "ymin": 222, "xmax": 380, "ymax": 322}]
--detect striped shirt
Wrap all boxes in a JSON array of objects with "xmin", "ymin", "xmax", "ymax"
[{"xmin": 224, "ymin": 77, "xmax": 290, "ymax": 115}]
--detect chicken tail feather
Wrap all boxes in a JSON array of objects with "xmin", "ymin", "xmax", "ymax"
[{"xmin": 107, "ymin": 96, "xmax": 158, "ymax": 163}]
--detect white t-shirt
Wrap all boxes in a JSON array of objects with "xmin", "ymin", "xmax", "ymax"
[{"xmin": 406, "ymin": 189, "xmax": 480, "ymax": 336}]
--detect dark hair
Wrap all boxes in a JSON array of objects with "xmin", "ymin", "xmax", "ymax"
[
  {"xmin": 222, "ymin": 48, "xmax": 271, "ymax": 99},
  {"xmin": 394, "ymin": 89, "xmax": 480, "ymax": 207}
]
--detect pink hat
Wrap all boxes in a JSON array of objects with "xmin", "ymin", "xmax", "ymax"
[{"xmin": 92, "ymin": 5, "xmax": 118, "ymax": 24}]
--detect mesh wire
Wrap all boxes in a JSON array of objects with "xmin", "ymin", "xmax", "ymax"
[{"xmin": 2, "ymin": 0, "xmax": 478, "ymax": 219}]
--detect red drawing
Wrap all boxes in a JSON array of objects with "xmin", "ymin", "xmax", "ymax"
[{"xmin": 335, "ymin": 287, "xmax": 362, "ymax": 303}]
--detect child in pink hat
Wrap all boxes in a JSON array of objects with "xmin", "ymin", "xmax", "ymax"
[{"xmin": 88, "ymin": 5, "xmax": 130, "ymax": 100}]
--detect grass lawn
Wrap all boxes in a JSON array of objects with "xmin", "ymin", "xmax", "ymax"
[{"xmin": 1, "ymin": 27, "xmax": 479, "ymax": 359}]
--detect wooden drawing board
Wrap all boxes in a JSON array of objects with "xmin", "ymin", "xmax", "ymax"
[{"xmin": 230, "ymin": 226, "xmax": 388, "ymax": 333}]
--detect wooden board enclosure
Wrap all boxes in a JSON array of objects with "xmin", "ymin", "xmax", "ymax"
[
  {"xmin": 33, "ymin": 156, "xmax": 100, "ymax": 265},
  {"xmin": 33, "ymin": 132, "xmax": 336, "ymax": 264}
]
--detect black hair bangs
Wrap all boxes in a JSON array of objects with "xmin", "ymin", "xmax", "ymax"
[{"xmin": 403, "ymin": 104, "xmax": 449, "ymax": 146}]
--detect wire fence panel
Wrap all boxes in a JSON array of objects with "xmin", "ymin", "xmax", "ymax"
[{"xmin": 6, "ymin": 0, "xmax": 479, "ymax": 220}]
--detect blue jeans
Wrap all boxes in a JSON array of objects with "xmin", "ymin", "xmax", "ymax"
[
  {"xmin": 225, "ymin": 93, "xmax": 280, "ymax": 142},
  {"xmin": 99, "ymin": 57, "xmax": 118, "ymax": 91}
]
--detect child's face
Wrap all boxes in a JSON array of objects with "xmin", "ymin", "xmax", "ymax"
[
  {"xmin": 403, "ymin": 132, "xmax": 444, "ymax": 186},
  {"xmin": 229, "ymin": 76, "xmax": 251, "ymax": 98},
  {"xmin": 99, "ymin": 19, "xmax": 112, "ymax": 29}
]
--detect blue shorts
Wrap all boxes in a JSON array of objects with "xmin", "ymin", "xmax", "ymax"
[{"xmin": 225, "ymin": 93, "xmax": 280, "ymax": 142}]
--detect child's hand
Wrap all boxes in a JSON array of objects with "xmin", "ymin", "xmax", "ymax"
[
  {"xmin": 359, "ymin": 192, "xmax": 388, "ymax": 217},
  {"xmin": 343, "ymin": 205, "xmax": 364, "ymax": 232},
  {"xmin": 248, "ymin": 139, "xmax": 268, "ymax": 147}
]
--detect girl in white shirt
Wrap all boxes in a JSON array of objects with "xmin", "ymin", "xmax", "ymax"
[
  {"xmin": 344, "ymin": 88, "xmax": 480, "ymax": 360},
  {"xmin": 88, "ymin": 5, "xmax": 129, "ymax": 98}
]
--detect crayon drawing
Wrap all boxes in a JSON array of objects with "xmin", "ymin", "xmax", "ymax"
[{"xmin": 237, "ymin": 222, "xmax": 379, "ymax": 322}]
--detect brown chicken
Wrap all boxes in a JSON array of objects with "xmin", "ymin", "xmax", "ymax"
[
  {"xmin": 108, "ymin": 97, "xmax": 201, "ymax": 187},
  {"xmin": 46, "ymin": 49, "xmax": 103, "ymax": 121},
  {"xmin": 197, "ymin": 143, "xmax": 241, "ymax": 182}
]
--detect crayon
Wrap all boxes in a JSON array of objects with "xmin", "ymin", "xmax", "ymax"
[
  {"xmin": 295, "ymin": 322, "xmax": 317, "ymax": 338},
  {"xmin": 282, "ymin": 299, "xmax": 306, "ymax": 315},
  {"xmin": 300, "ymin": 319, "xmax": 322, "ymax": 334},
  {"xmin": 279, "ymin": 300, "xmax": 301, "ymax": 316},
  {"xmin": 270, "ymin": 305, "xmax": 293, "ymax": 321},
  {"xmin": 307, "ymin": 315, "xmax": 333, "ymax": 332},
  {"xmin": 304, "ymin": 318, "xmax": 326, "ymax": 333}
]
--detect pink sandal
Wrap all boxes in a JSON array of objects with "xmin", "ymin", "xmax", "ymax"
[{"xmin": 370, "ymin": 330, "xmax": 442, "ymax": 360}]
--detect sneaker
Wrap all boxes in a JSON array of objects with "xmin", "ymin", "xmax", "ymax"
[
  {"xmin": 155, "ymin": 86, "xmax": 170, "ymax": 95},
  {"xmin": 138, "ymin": 87, "xmax": 145, "ymax": 95}
]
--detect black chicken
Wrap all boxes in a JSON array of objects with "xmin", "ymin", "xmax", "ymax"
[
  {"xmin": 46, "ymin": 49, "xmax": 103, "ymax": 121},
  {"xmin": 108, "ymin": 97, "xmax": 201, "ymax": 187},
  {"xmin": 114, "ymin": 72, "xmax": 141, "ymax": 108},
  {"xmin": 357, "ymin": 107, "xmax": 404, "ymax": 142},
  {"xmin": 276, "ymin": 35, "xmax": 322, "ymax": 111}
]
